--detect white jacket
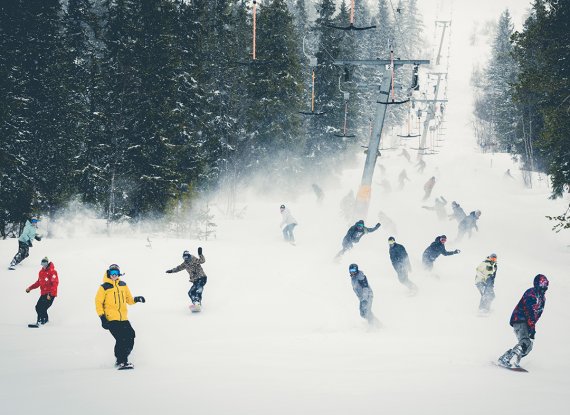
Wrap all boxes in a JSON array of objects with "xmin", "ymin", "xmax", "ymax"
[
  {"xmin": 280, "ymin": 208, "xmax": 298, "ymax": 227},
  {"xmin": 475, "ymin": 260, "xmax": 497, "ymax": 284}
]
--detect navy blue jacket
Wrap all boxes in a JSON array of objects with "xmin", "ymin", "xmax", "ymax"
[
  {"xmin": 389, "ymin": 243, "xmax": 411, "ymax": 270},
  {"xmin": 422, "ymin": 237, "xmax": 457, "ymax": 263}
]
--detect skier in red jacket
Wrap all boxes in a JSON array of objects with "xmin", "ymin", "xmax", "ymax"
[{"xmin": 25, "ymin": 257, "xmax": 59, "ymax": 326}]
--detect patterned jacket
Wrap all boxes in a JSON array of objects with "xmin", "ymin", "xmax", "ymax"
[
  {"xmin": 510, "ymin": 287, "xmax": 546, "ymax": 335},
  {"xmin": 475, "ymin": 259, "xmax": 497, "ymax": 285},
  {"xmin": 27, "ymin": 262, "xmax": 59, "ymax": 297},
  {"xmin": 168, "ymin": 254, "xmax": 207, "ymax": 282}
]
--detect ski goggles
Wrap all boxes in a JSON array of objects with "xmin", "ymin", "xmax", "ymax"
[{"xmin": 108, "ymin": 269, "xmax": 121, "ymax": 277}]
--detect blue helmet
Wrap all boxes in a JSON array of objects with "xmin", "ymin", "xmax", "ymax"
[{"xmin": 349, "ymin": 263, "xmax": 359, "ymax": 275}]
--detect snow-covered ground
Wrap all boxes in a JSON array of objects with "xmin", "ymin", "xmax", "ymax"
[{"xmin": 2, "ymin": 1, "xmax": 569, "ymax": 414}]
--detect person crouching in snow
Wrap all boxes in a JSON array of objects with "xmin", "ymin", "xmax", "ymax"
[
  {"xmin": 166, "ymin": 248, "xmax": 207, "ymax": 312},
  {"xmin": 475, "ymin": 253, "xmax": 497, "ymax": 313},
  {"xmin": 497, "ymin": 274, "xmax": 549, "ymax": 369},
  {"xmin": 348, "ymin": 263, "xmax": 376, "ymax": 324},
  {"xmin": 279, "ymin": 204, "xmax": 298, "ymax": 244},
  {"xmin": 25, "ymin": 257, "xmax": 59, "ymax": 326},
  {"xmin": 95, "ymin": 264, "xmax": 145, "ymax": 370}
]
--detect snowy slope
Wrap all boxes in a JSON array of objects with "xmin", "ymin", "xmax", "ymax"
[{"xmin": 2, "ymin": 1, "xmax": 570, "ymax": 415}]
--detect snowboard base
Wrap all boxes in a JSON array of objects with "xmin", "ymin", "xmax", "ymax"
[
  {"xmin": 491, "ymin": 361, "xmax": 528, "ymax": 372},
  {"xmin": 28, "ymin": 323, "xmax": 40, "ymax": 328}
]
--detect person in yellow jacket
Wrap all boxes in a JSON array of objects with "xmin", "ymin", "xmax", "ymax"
[
  {"xmin": 95, "ymin": 264, "xmax": 145, "ymax": 370},
  {"xmin": 475, "ymin": 253, "xmax": 498, "ymax": 313}
]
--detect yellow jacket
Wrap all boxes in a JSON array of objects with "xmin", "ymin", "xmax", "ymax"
[{"xmin": 95, "ymin": 273, "xmax": 135, "ymax": 321}]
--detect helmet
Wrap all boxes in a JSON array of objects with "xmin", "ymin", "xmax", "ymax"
[
  {"xmin": 349, "ymin": 263, "xmax": 359, "ymax": 275},
  {"xmin": 439, "ymin": 235, "xmax": 447, "ymax": 243},
  {"xmin": 488, "ymin": 253, "xmax": 497, "ymax": 262},
  {"xmin": 108, "ymin": 264, "xmax": 121, "ymax": 277},
  {"xmin": 41, "ymin": 257, "xmax": 49, "ymax": 267},
  {"xmin": 31, "ymin": 217, "xmax": 39, "ymax": 224},
  {"xmin": 451, "ymin": 201, "xmax": 458, "ymax": 208},
  {"xmin": 388, "ymin": 236, "xmax": 396, "ymax": 244},
  {"xmin": 280, "ymin": 204, "xmax": 285, "ymax": 210},
  {"xmin": 182, "ymin": 250, "xmax": 191, "ymax": 260},
  {"xmin": 356, "ymin": 220, "xmax": 364, "ymax": 228},
  {"xmin": 533, "ymin": 274, "xmax": 549, "ymax": 291},
  {"xmin": 475, "ymin": 210, "xmax": 482, "ymax": 218}
]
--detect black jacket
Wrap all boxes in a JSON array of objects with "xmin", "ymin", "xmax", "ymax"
[
  {"xmin": 343, "ymin": 221, "xmax": 380, "ymax": 244},
  {"xmin": 389, "ymin": 243, "xmax": 411, "ymax": 270},
  {"xmin": 422, "ymin": 237, "xmax": 457, "ymax": 262}
]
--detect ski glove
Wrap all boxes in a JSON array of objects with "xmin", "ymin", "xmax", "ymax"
[
  {"xmin": 134, "ymin": 296, "xmax": 146, "ymax": 303},
  {"xmin": 529, "ymin": 331, "xmax": 535, "ymax": 340},
  {"xmin": 198, "ymin": 247, "xmax": 203, "ymax": 255},
  {"xmin": 454, "ymin": 249, "xmax": 461, "ymax": 254},
  {"xmin": 100, "ymin": 315, "xmax": 109, "ymax": 330},
  {"xmin": 166, "ymin": 270, "xmax": 173, "ymax": 274},
  {"xmin": 35, "ymin": 235, "xmax": 42, "ymax": 241}
]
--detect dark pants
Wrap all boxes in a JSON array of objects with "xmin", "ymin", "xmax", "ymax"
[
  {"xmin": 108, "ymin": 320, "xmax": 136, "ymax": 364},
  {"xmin": 11, "ymin": 241, "xmax": 30, "ymax": 266},
  {"xmin": 394, "ymin": 265, "xmax": 417, "ymax": 290},
  {"xmin": 357, "ymin": 290, "xmax": 374, "ymax": 322},
  {"xmin": 188, "ymin": 277, "xmax": 207, "ymax": 304},
  {"xmin": 500, "ymin": 322, "xmax": 533, "ymax": 366},
  {"xmin": 422, "ymin": 254, "xmax": 434, "ymax": 271},
  {"xmin": 35, "ymin": 294, "xmax": 55, "ymax": 324},
  {"xmin": 335, "ymin": 238, "xmax": 354, "ymax": 258}
]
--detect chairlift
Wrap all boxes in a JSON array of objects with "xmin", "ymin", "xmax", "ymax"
[
  {"xmin": 299, "ymin": 37, "xmax": 325, "ymax": 116},
  {"xmin": 326, "ymin": 0, "xmax": 376, "ymax": 31},
  {"xmin": 333, "ymin": 76, "xmax": 356, "ymax": 138},
  {"xmin": 397, "ymin": 102, "xmax": 420, "ymax": 139},
  {"xmin": 377, "ymin": 47, "xmax": 410, "ymax": 105},
  {"xmin": 234, "ymin": 1, "xmax": 272, "ymax": 66}
]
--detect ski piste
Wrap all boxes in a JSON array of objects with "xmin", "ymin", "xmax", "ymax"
[{"xmin": 491, "ymin": 361, "xmax": 528, "ymax": 373}]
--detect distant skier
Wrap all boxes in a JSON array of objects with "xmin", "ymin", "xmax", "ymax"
[
  {"xmin": 388, "ymin": 237, "xmax": 417, "ymax": 293},
  {"xmin": 422, "ymin": 176, "xmax": 436, "ymax": 201},
  {"xmin": 340, "ymin": 190, "xmax": 356, "ymax": 221},
  {"xmin": 398, "ymin": 169, "xmax": 410, "ymax": 190},
  {"xmin": 25, "ymin": 257, "xmax": 59, "ymax": 327},
  {"xmin": 448, "ymin": 201, "xmax": 467, "ymax": 223},
  {"xmin": 335, "ymin": 220, "xmax": 381, "ymax": 259},
  {"xmin": 400, "ymin": 148, "xmax": 411, "ymax": 163},
  {"xmin": 166, "ymin": 248, "xmax": 207, "ymax": 312},
  {"xmin": 95, "ymin": 264, "xmax": 146, "ymax": 370},
  {"xmin": 416, "ymin": 158, "xmax": 426, "ymax": 174},
  {"xmin": 497, "ymin": 274, "xmax": 549, "ymax": 369},
  {"xmin": 348, "ymin": 263, "xmax": 376, "ymax": 324},
  {"xmin": 504, "ymin": 169, "xmax": 514, "ymax": 179},
  {"xmin": 279, "ymin": 204, "xmax": 298, "ymax": 244},
  {"xmin": 422, "ymin": 196, "xmax": 448, "ymax": 220},
  {"xmin": 421, "ymin": 235, "xmax": 460, "ymax": 271},
  {"xmin": 457, "ymin": 210, "xmax": 481, "ymax": 241},
  {"xmin": 9, "ymin": 217, "xmax": 42, "ymax": 270},
  {"xmin": 475, "ymin": 253, "xmax": 498, "ymax": 313},
  {"xmin": 312, "ymin": 184, "xmax": 324, "ymax": 204}
]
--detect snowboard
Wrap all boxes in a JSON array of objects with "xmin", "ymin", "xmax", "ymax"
[
  {"xmin": 189, "ymin": 303, "xmax": 202, "ymax": 313},
  {"xmin": 28, "ymin": 323, "xmax": 40, "ymax": 328},
  {"xmin": 8, "ymin": 266, "xmax": 16, "ymax": 270},
  {"xmin": 117, "ymin": 363, "xmax": 134, "ymax": 370},
  {"xmin": 491, "ymin": 361, "xmax": 528, "ymax": 373}
]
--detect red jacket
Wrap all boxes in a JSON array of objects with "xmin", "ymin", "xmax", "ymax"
[{"xmin": 27, "ymin": 262, "xmax": 59, "ymax": 297}]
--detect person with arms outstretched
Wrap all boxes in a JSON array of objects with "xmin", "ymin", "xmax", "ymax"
[
  {"xmin": 421, "ymin": 235, "xmax": 460, "ymax": 271},
  {"xmin": 9, "ymin": 217, "xmax": 42, "ymax": 270},
  {"xmin": 26, "ymin": 257, "xmax": 59, "ymax": 326},
  {"xmin": 335, "ymin": 220, "xmax": 380, "ymax": 259},
  {"xmin": 166, "ymin": 248, "xmax": 208, "ymax": 312}
]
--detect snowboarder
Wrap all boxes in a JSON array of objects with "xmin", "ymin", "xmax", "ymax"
[
  {"xmin": 475, "ymin": 253, "xmax": 498, "ymax": 313},
  {"xmin": 504, "ymin": 169, "xmax": 514, "ymax": 179},
  {"xmin": 340, "ymin": 190, "xmax": 356, "ymax": 221},
  {"xmin": 457, "ymin": 210, "xmax": 481, "ymax": 241},
  {"xmin": 399, "ymin": 148, "xmax": 411, "ymax": 163},
  {"xmin": 95, "ymin": 264, "xmax": 146, "ymax": 370},
  {"xmin": 9, "ymin": 217, "xmax": 42, "ymax": 270},
  {"xmin": 25, "ymin": 257, "xmax": 59, "ymax": 326},
  {"xmin": 421, "ymin": 235, "xmax": 460, "ymax": 271},
  {"xmin": 312, "ymin": 184, "xmax": 324, "ymax": 204},
  {"xmin": 398, "ymin": 169, "xmax": 410, "ymax": 190},
  {"xmin": 348, "ymin": 263, "xmax": 376, "ymax": 324},
  {"xmin": 497, "ymin": 274, "xmax": 549, "ymax": 369},
  {"xmin": 388, "ymin": 237, "xmax": 417, "ymax": 293},
  {"xmin": 422, "ymin": 196, "xmax": 448, "ymax": 220},
  {"xmin": 416, "ymin": 158, "xmax": 426, "ymax": 174},
  {"xmin": 279, "ymin": 204, "xmax": 298, "ymax": 244},
  {"xmin": 166, "ymin": 248, "xmax": 207, "ymax": 312},
  {"xmin": 422, "ymin": 176, "xmax": 436, "ymax": 201},
  {"xmin": 335, "ymin": 220, "xmax": 381, "ymax": 259},
  {"xmin": 448, "ymin": 201, "xmax": 467, "ymax": 223}
]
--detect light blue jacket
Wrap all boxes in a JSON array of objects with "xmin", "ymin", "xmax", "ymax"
[{"xmin": 18, "ymin": 220, "xmax": 37, "ymax": 244}]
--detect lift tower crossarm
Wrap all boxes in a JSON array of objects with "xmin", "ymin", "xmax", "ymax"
[{"xmin": 334, "ymin": 59, "xmax": 430, "ymax": 66}]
